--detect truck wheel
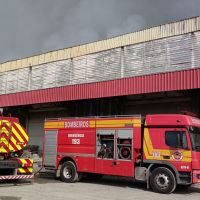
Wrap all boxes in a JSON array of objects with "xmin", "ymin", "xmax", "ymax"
[
  {"xmin": 60, "ymin": 161, "xmax": 78, "ymax": 183},
  {"xmin": 150, "ymin": 167, "xmax": 176, "ymax": 194}
]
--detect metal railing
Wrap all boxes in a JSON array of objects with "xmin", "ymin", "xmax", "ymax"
[{"xmin": 45, "ymin": 114, "xmax": 142, "ymax": 121}]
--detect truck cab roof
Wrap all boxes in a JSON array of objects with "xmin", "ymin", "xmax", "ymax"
[{"xmin": 146, "ymin": 114, "xmax": 200, "ymax": 127}]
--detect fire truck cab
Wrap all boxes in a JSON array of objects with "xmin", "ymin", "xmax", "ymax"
[{"xmin": 43, "ymin": 114, "xmax": 200, "ymax": 193}]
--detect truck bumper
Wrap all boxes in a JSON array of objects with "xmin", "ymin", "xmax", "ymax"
[{"xmin": 0, "ymin": 174, "xmax": 34, "ymax": 180}]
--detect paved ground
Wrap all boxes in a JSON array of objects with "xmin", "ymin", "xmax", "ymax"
[{"xmin": 0, "ymin": 175, "xmax": 199, "ymax": 200}]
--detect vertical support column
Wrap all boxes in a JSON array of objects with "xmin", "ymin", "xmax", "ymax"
[
  {"xmin": 166, "ymin": 40, "xmax": 171, "ymax": 71},
  {"xmin": 191, "ymin": 90, "xmax": 200, "ymax": 117},
  {"xmin": 191, "ymin": 33, "xmax": 195, "ymax": 69},
  {"xmin": 69, "ymin": 58, "xmax": 73, "ymax": 85},
  {"xmin": 28, "ymin": 65, "xmax": 32, "ymax": 91},
  {"xmin": 4, "ymin": 71, "xmax": 8, "ymax": 95},
  {"xmin": 120, "ymin": 46, "xmax": 125, "ymax": 79}
]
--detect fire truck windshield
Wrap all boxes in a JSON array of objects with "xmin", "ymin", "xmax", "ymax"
[{"xmin": 189, "ymin": 127, "xmax": 200, "ymax": 152}]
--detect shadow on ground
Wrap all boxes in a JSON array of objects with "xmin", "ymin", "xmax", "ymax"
[
  {"xmin": 36, "ymin": 173, "xmax": 200, "ymax": 194},
  {"xmin": 0, "ymin": 173, "xmax": 199, "ymax": 195},
  {"xmin": 174, "ymin": 186, "xmax": 200, "ymax": 194},
  {"xmin": 0, "ymin": 197, "xmax": 21, "ymax": 200}
]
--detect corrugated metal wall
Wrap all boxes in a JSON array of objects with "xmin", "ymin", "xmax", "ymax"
[
  {"xmin": 0, "ymin": 68, "xmax": 200, "ymax": 107},
  {"xmin": 0, "ymin": 31, "xmax": 200, "ymax": 96}
]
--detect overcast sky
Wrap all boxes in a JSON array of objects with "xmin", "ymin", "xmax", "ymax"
[{"xmin": 0, "ymin": 0, "xmax": 200, "ymax": 63}]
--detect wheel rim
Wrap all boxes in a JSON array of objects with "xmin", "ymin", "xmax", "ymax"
[
  {"xmin": 63, "ymin": 166, "xmax": 72, "ymax": 179},
  {"xmin": 155, "ymin": 174, "xmax": 170, "ymax": 189}
]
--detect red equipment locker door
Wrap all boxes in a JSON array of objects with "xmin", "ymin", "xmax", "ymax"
[{"xmin": 95, "ymin": 128, "xmax": 134, "ymax": 177}]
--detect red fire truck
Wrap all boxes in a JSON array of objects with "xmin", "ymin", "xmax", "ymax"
[
  {"xmin": 43, "ymin": 114, "xmax": 200, "ymax": 193},
  {"xmin": 0, "ymin": 116, "xmax": 33, "ymax": 180}
]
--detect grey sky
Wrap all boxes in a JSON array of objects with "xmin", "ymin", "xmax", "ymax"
[{"xmin": 0, "ymin": 0, "xmax": 199, "ymax": 63}]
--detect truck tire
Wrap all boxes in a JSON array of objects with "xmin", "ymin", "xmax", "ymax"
[
  {"xmin": 150, "ymin": 167, "xmax": 176, "ymax": 194},
  {"xmin": 60, "ymin": 161, "xmax": 78, "ymax": 183}
]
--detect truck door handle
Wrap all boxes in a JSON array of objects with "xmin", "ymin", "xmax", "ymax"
[
  {"xmin": 163, "ymin": 156, "xmax": 170, "ymax": 159},
  {"xmin": 113, "ymin": 161, "xmax": 117, "ymax": 165}
]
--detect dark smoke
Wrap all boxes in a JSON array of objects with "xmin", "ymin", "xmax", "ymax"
[{"xmin": 0, "ymin": 0, "xmax": 200, "ymax": 63}]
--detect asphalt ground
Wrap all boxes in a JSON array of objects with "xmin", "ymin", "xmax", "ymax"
[{"xmin": 0, "ymin": 175, "xmax": 199, "ymax": 200}]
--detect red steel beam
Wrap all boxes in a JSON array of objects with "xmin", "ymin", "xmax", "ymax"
[{"xmin": 0, "ymin": 68, "xmax": 200, "ymax": 107}]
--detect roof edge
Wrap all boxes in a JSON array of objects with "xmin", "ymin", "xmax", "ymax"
[{"xmin": 1, "ymin": 16, "xmax": 200, "ymax": 73}]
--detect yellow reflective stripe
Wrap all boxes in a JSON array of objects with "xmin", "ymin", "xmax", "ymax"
[
  {"xmin": 0, "ymin": 127, "xmax": 9, "ymax": 134},
  {"xmin": 14, "ymin": 123, "xmax": 28, "ymax": 141},
  {"xmin": 0, "ymin": 147, "xmax": 7, "ymax": 153},
  {"xmin": 19, "ymin": 159, "xmax": 26, "ymax": 165},
  {"xmin": 144, "ymin": 128, "xmax": 192, "ymax": 162},
  {"xmin": 27, "ymin": 167, "xmax": 33, "ymax": 173},
  {"xmin": 1, "ymin": 120, "xmax": 9, "ymax": 123},
  {"xmin": 18, "ymin": 168, "xmax": 26, "ymax": 173},
  {"xmin": 144, "ymin": 128, "xmax": 154, "ymax": 152},
  {"xmin": 96, "ymin": 119, "xmax": 141, "ymax": 128},
  {"xmin": 18, "ymin": 167, "xmax": 33, "ymax": 173},
  {"xmin": 11, "ymin": 126, "xmax": 24, "ymax": 143},
  {"xmin": 89, "ymin": 121, "xmax": 95, "ymax": 128},
  {"xmin": 10, "ymin": 136, "xmax": 22, "ymax": 151},
  {"xmin": 45, "ymin": 119, "xmax": 141, "ymax": 129},
  {"xmin": 44, "ymin": 121, "xmax": 64, "ymax": 129},
  {"xmin": 143, "ymin": 140, "xmax": 158, "ymax": 160},
  {"xmin": 18, "ymin": 158, "xmax": 33, "ymax": 165},
  {"xmin": 29, "ymin": 159, "xmax": 33, "ymax": 163},
  {"xmin": 7, "ymin": 138, "xmax": 15, "ymax": 151}
]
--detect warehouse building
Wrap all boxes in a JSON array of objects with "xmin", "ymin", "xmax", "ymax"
[{"xmin": 1, "ymin": 16, "xmax": 200, "ymax": 152}]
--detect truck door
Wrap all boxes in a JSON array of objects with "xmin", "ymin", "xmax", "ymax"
[
  {"xmin": 43, "ymin": 130, "xmax": 58, "ymax": 168},
  {"xmin": 95, "ymin": 128, "xmax": 134, "ymax": 177},
  {"xmin": 164, "ymin": 128, "xmax": 192, "ymax": 172}
]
